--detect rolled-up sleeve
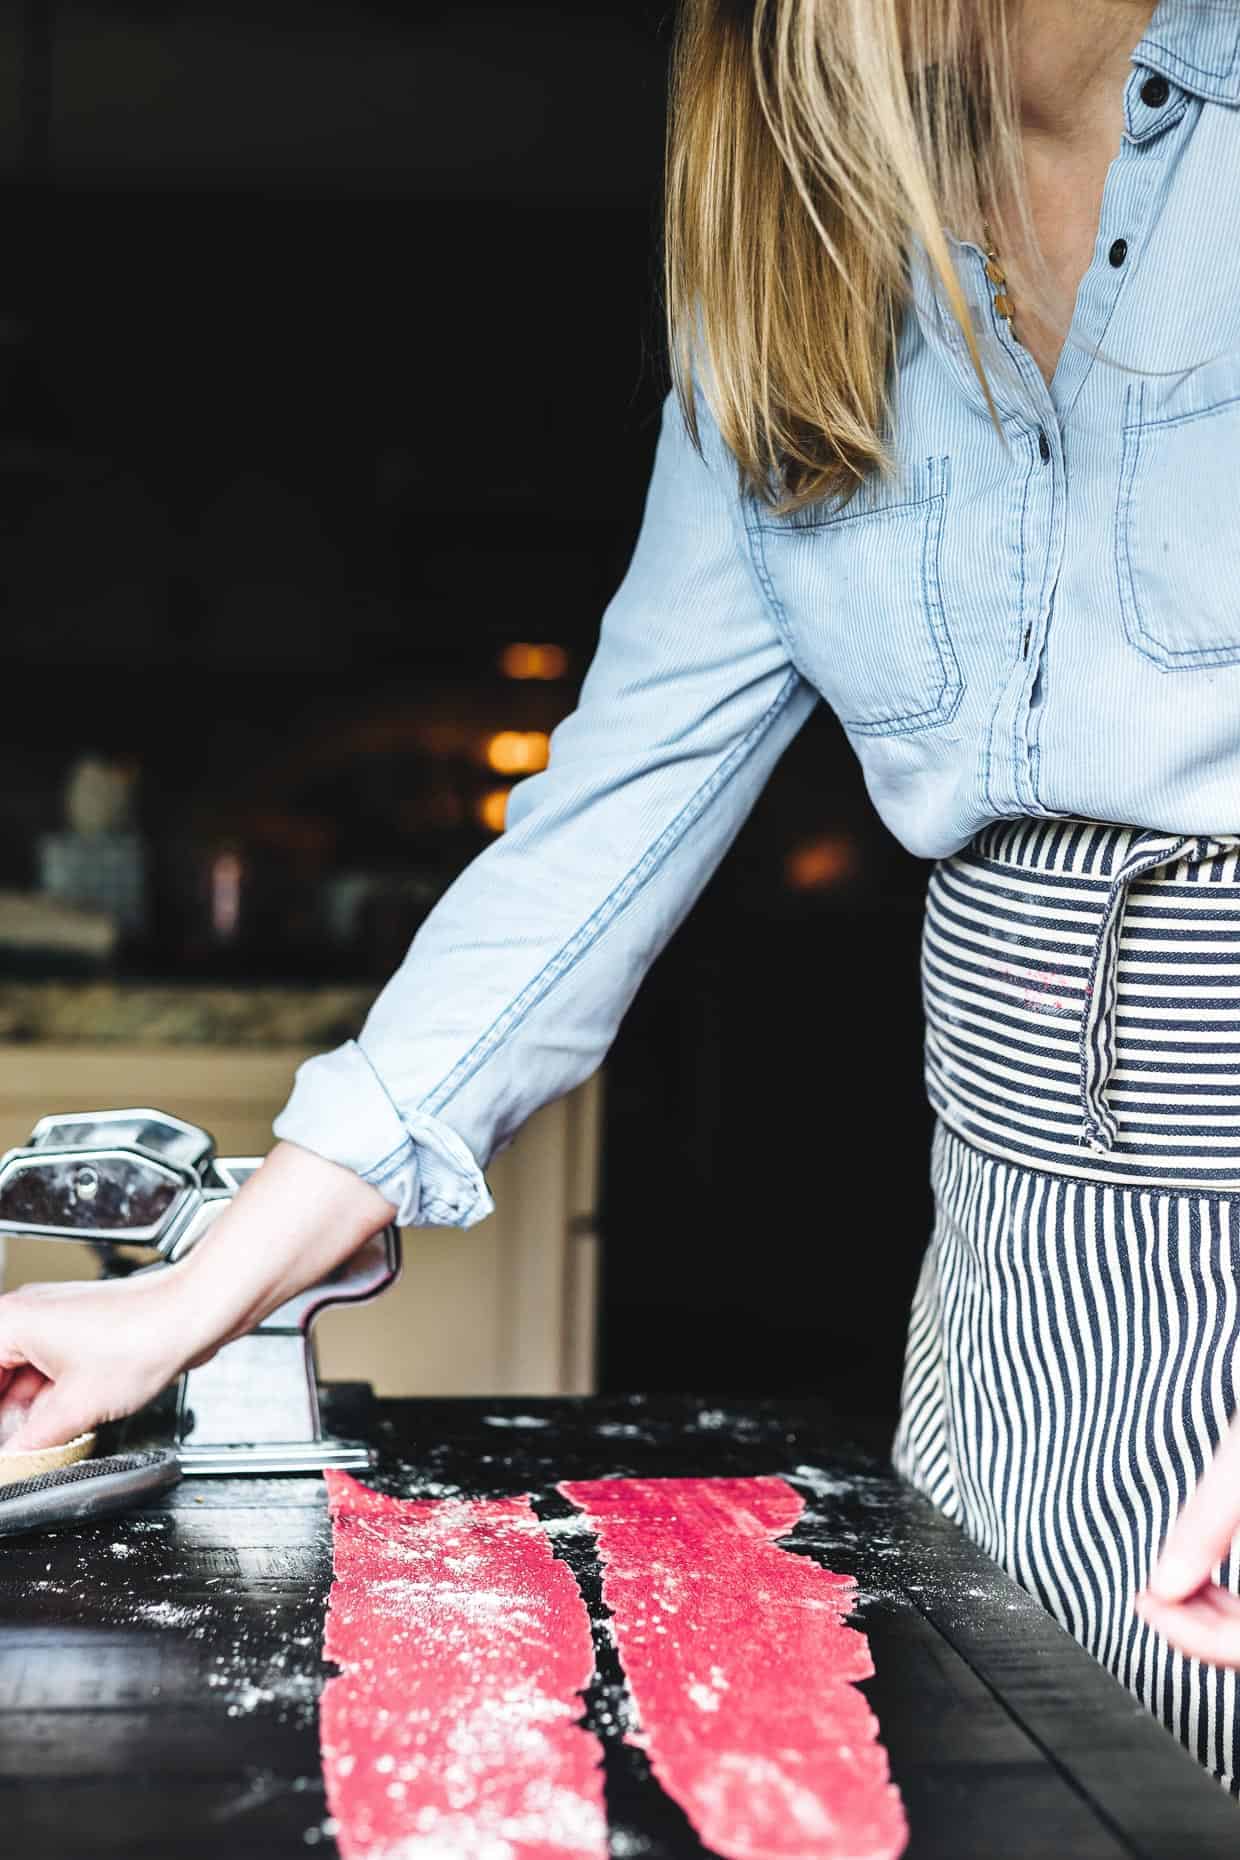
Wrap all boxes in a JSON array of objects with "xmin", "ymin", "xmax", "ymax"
[{"xmin": 272, "ymin": 388, "xmax": 817, "ymax": 1226}]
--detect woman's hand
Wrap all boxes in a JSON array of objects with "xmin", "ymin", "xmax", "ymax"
[
  {"xmin": 0, "ymin": 1270, "xmax": 201, "ymax": 1452},
  {"xmin": 1136, "ymin": 1410, "xmax": 1240, "ymax": 1664},
  {"xmin": 0, "ymin": 1139, "xmax": 398, "ymax": 1455}
]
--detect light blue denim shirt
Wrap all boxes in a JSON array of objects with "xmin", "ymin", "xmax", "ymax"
[{"xmin": 274, "ymin": 0, "xmax": 1240, "ymax": 1227}]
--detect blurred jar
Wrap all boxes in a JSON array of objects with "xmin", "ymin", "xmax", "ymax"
[
  {"xmin": 161, "ymin": 825, "xmax": 331, "ymax": 978},
  {"xmin": 38, "ymin": 753, "xmax": 147, "ymax": 941}
]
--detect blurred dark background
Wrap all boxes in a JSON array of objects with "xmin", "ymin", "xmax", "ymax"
[{"xmin": 0, "ymin": 0, "xmax": 932, "ymax": 1416}]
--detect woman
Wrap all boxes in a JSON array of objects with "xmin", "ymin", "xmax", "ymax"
[{"xmin": 3, "ymin": 0, "xmax": 1240, "ymax": 1787}]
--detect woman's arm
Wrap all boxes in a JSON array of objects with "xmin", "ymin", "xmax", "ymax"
[
  {"xmin": 0, "ymin": 386, "xmax": 817, "ymax": 1448},
  {"xmin": 269, "ymin": 387, "xmax": 817, "ymax": 1230}
]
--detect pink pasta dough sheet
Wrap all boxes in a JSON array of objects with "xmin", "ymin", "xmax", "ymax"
[
  {"xmin": 320, "ymin": 1472, "xmax": 606, "ymax": 1860},
  {"xmin": 558, "ymin": 1475, "xmax": 908, "ymax": 1860}
]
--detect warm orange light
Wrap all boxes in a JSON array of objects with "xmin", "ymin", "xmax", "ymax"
[
  {"xmin": 499, "ymin": 643, "xmax": 569, "ymax": 681},
  {"xmin": 477, "ymin": 788, "xmax": 510, "ymax": 833},
  {"xmin": 785, "ymin": 834, "xmax": 859, "ymax": 891},
  {"xmin": 485, "ymin": 730, "xmax": 550, "ymax": 775}
]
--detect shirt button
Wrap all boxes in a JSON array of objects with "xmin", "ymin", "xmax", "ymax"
[
  {"xmin": 1108, "ymin": 237, "xmax": 1128, "ymax": 267},
  {"xmin": 1140, "ymin": 73, "xmax": 1170, "ymax": 108},
  {"xmin": 1037, "ymin": 428, "xmax": 1051, "ymax": 463}
]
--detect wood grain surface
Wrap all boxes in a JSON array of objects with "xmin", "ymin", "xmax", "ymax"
[{"xmin": 0, "ymin": 1392, "xmax": 1236, "ymax": 1858}]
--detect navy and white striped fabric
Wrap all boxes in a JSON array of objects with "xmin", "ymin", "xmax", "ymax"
[
  {"xmin": 924, "ymin": 819, "xmax": 1240, "ymax": 1188},
  {"xmin": 894, "ymin": 1121, "xmax": 1240, "ymax": 1788},
  {"xmin": 899, "ymin": 814, "xmax": 1240, "ymax": 1788}
]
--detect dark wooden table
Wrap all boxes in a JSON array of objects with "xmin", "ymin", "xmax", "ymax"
[{"xmin": 2, "ymin": 1392, "xmax": 1238, "ymax": 1858}]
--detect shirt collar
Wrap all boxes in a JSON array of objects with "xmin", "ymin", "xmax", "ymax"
[{"xmin": 1132, "ymin": 0, "xmax": 1240, "ymax": 105}]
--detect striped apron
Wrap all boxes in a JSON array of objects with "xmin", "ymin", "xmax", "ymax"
[{"xmin": 893, "ymin": 817, "xmax": 1240, "ymax": 1789}]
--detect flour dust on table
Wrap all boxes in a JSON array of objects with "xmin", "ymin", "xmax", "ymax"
[
  {"xmin": 561, "ymin": 1477, "xmax": 908, "ymax": 1860},
  {"xmin": 320, "ymin": 1471, "xmax": 607, "ymax": 1860},
  {"xmin": 320, "ymin": 1468, "xmax": 906, "ymax": 1860}
]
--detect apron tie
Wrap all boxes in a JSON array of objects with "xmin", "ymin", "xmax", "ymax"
[{"xmin": 1080, "ymin": 832, "xmax": 1240, "ymax": 1152}]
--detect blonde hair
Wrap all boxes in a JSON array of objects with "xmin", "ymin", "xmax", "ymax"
[{"xmin": 664, "ymin": 0, "xmax": 1067, "ymax": 515}]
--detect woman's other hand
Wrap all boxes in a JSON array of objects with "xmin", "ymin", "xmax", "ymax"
[
  {"xmin": 1137, "ymin": 1410, "xmax": 1240, "ymax": 1665},
  {"xmin": 0, "ymin": 1139, "xmax": 398, "ymax": 1455}
]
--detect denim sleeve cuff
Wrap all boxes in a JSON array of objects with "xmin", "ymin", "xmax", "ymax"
[{"xmin": 270, "ymin": 1038, "xmax": 495, "ymax": 1231}]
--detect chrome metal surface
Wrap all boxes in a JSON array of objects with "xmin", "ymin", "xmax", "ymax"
[
  {"xmin": 179, "ymin": 1334, "xmax": 318, "ymax": 1446},
  {"xmin": 0, "ymin": 1107, "xmax": 402, "ymax": 1478},
  {"xmin": 176, "ymin": 1198, "xmax": 401, "ymax": 1472},
  {"xmin": 176, "ymin": 1439, "xmax": 375, "ymax": 1475},
  {"xmin": 163, "ymin": 1193, "xmax": 233, "ymax": 1261},
  {"xmin": 207, "ymin": 1157, "xmax": 262, "ymax": 1194},
  {"xmin": 28, "ymin": 1108, "xmax": 214, "ymax": 1175},
  {"xmin": 0, "ymin": 1144, "xmax": 197, "ymax": 1249},
  {"xmin": 264, "ymin": 1226, "xmax": 401, "ymax": 1331}
]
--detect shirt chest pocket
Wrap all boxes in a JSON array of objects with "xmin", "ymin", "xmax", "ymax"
[
  {"xmin": 1116, "ymin": 363, "xmax": 1240, "ymax": 670},
  {"xmin": 745, "ymin": 455, "xmax": 963, "ymax": 735}
]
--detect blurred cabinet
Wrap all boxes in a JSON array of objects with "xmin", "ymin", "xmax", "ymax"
[{"xmin": 0, "ymin": 1043, "xmax": 601, "ymax": 1397}]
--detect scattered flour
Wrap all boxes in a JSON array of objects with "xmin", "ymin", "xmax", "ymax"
[
  {"xmin": 788, "ymin": 1463, "xmax": 856, "ymax": 1501},
  {"xmin": 609, "ymin": 1831, "xmax": 654, "ymax": 1858},
  {"xmin": 132, "ymin": 1601, "xmax": 207, "ymax": 1629},
  {"xmin": 692, "ymin": 1409, "xmax": 762, "ymax": 1435}
]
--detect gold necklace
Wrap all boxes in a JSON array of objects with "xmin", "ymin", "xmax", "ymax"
[{"xmin": 981, "ymin": 221, "xmax": 1016, "ymax": 339}]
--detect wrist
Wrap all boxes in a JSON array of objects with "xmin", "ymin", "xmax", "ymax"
[
  {"xmin": 163, "ymin": 1242, "xmax": 253, "ymax": 1363},
  {"xmin": 169, "ymin": 1141, "xmax": 397, "ymax": 1351}
]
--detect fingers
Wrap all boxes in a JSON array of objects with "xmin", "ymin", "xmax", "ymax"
[
  {"xmin": 0, "ymin": 1311, "xmax": 32, "ymax": 1374},
  {"xmin": 2, "ymin": 1378, "xmax": 95, "ymax": 1454},
  {"xmin": 0, "ymin": 1291, "xmax": 96, "ymax": 1451},
  {"xmin": 1148, "ymin": 1421, "xmax": 1240, "ymax": 1603},
  {"xmin": 0, "ymin": 1305, "xmax": 54, "ymax": 1448},
  {"xmin": 1133, "ymin": 1408, "xmax": 1240, "ymax": 1666},
  {"xmin": 1135, "ymin": 1582, "xmax": 1240, "ymax": 1668},
  {"xmin": 0, "ymin": 1366, "xmax": 50, "ymax": 1447},
  {"xmin": 0, "ymin": 1278, "xmax": 177, "ymax": 1458}
]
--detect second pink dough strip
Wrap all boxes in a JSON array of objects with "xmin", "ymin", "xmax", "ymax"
[{"xmin": 559, "ymin": 1475, "xmax": 908, "ymax": 1860}]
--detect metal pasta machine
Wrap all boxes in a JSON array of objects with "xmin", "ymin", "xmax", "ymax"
[{"xmin": 0, "ymin": 1107, "xmax": 401, "ymax": 1474}]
